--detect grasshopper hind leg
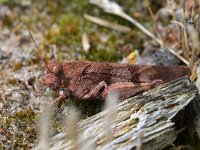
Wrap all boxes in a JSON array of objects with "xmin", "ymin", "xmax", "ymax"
[{"xmin": 102, "ymin": 80, "xmax": 163, "ymax": 102}]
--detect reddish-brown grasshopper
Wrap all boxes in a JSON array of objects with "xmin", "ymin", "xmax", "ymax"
[{"xmin": 29, "ymin": 32, "xmax": 191, "ymax": 107}]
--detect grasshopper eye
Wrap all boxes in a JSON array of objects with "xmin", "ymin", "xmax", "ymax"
[
  {"xmin": 47, "ymin": 60, "xmax": 63, "ymax": 75},
  {"xmin": 52, "ymin": 63, "xmax": 62, "ymax": 75}
]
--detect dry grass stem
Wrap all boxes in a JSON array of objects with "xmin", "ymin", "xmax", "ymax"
[
  {"xmin": 168, "ymin": 47, "xmax": 189, "ymax": 65},
  {"xmin": 117, "ymin": 12, "xmax": 163, "ymax": 46},
  {"xmin": 161, "ymin": 19, "xmax": 190, "ymax": 65},
  {"xmin": 136, "ymin": 131, "xmax": 144, "ymax": 150},
  {"xmin": 170, "ymin": 20, "xmax": 185, "ymax": 28},
  {"xmin": 82, "ymin": 32, "xmax": 90, "ymax": 52},
  {"xmin": 144, "ymin": 0, "xmax": 161, "ymax": 40},
  {"xmin": 84, "ymin": 14, "xmax": 131, "ymax": 33},
  {"xmin": 182, "ymin": 0, "xmax": 190, "ymax": 60},
  {"xmin": 64, "ymin": 106, "xmax": 80, "ymax": 150},
  {"xmin": 187, "ymin": 25, "xmax": 200, "ymax": 66},
  {"xmin": 104, "ymin": 91, "xmax": 118, "ymax": 143},
  {"xmin": 167, "ymin": 0, "xmax": 179, "ymax": 30},
  {"xmin": 38, "ymin": 97, "xmax": 53, "ymax": 150},
  {"xmin": 89, "ymin": 0, "xmax": 163, "ymax": 46}
]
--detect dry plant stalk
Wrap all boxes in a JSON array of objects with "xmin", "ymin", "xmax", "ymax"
[
  {"xmin": 114, "ymin": 10, "xmax": 163, "ymax": 46},
  {"xmin": 168, "ymin": 47, "xmax": 189, "ymax": 65},
  {"xmin": 182, "ymin": 0, "xmax": 190, "ymax": 60},
  {"xmin": 104, "ymin": 91, "xmax": 118, "ymax": 143},
  {"xmin": 64, "ymin": 106, "xmax": 80, "ymax": 150},
  {"xmin": 38, "ymin": 97, "xmax": 53, "ymax": 150},
  {"xmin": 89, "ymin": 0, "xmax": 163, "ymax": 46},
  {"xmin": 82, "ymin": 33, "xmax": 90, "ymax": 52},
  {"xmin": 167, "ymin": 0, "xmax": 180, "ymax": 34},
  {"xmin": 84, "ymin": 14, "xmax": 131, "ymax": 33},
  {"xmin": 187, "ymin": 25, "xmax": 200, "ymax": 66},
  {"xmin": 169, "ymin": 21, "xmax": 189, "ymax": 65},
  {"xmin": 144, "ymin": 0, "xmax": 161, "ymax": 40},
  {"xmin": 136, "ymin": 131, "xmax": 144, "ymax": 150}
]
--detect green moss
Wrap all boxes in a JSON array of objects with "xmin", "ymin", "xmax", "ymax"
[
  {"xmin": 0, "ymin": 108, "xmax": 38, "ymax": 149},
  {"xmin": 37, "ymin": 0, "xmax": 146, "ymax": 62},
  {"xmin": 0, "ymin": 0, "xmax": 9, "ymax": 3}
]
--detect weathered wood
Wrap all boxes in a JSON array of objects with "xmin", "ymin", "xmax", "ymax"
[{"xmin": 34, "ymin": 76, "xmax": 200, "ymax": 150}]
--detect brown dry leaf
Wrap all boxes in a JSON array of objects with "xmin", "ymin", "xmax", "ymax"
[{"xmin": 82, "ymin": 33, "xmax": 90, "ymax": 52}]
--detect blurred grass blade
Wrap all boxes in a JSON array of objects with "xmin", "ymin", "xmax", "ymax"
[
  {"xmin": 38, "ymin": 97, "xmax": 53, "ymax": 150},
  {"xmin": 104, "ymin": 91, "xmax": 118, "ymax": 143},
  {"xmin": 82, "ymin": 32, "xmax": 90, "ymax": 52},
  {"xmin": 84, "ymin": 14, "xmax": 131, "ymax": 33},
  {"xmin": 89, "ymin": 0, "xmax": 163, "ymax": 46},
  {"xmin": 64, "ymin": 106, "xmax": 80, "ymax": 150}
]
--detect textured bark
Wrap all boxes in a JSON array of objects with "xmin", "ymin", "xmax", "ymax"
[{"xmin": 33, "ymin": 76, "xmax": 200, "ymax": 150}]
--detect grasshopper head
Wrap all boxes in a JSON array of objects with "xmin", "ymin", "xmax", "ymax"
[
  {"xmin": 28, "ymin": 31, "xmax": 69, "ymax": 91},
  {"xmin": 43, "ymin": 60, "xmax": 69, "ymax": 91}
]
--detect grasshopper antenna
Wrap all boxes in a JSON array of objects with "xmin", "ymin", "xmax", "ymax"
[{"xmin": 29, "ymin": 31, "xmax": 51, "ymax": 73}]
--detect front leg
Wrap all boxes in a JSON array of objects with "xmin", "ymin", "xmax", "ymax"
[
  {"xmin": 83, "ymin": 81, "xmax": 107, "ymax": 99},
  {"xmin": 55, "ymin": 88, "xmax": 71, "ymax": 107},
  {"xmin": 102, "ymin": 80, "xmax": 163, "ymax": 101}
]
